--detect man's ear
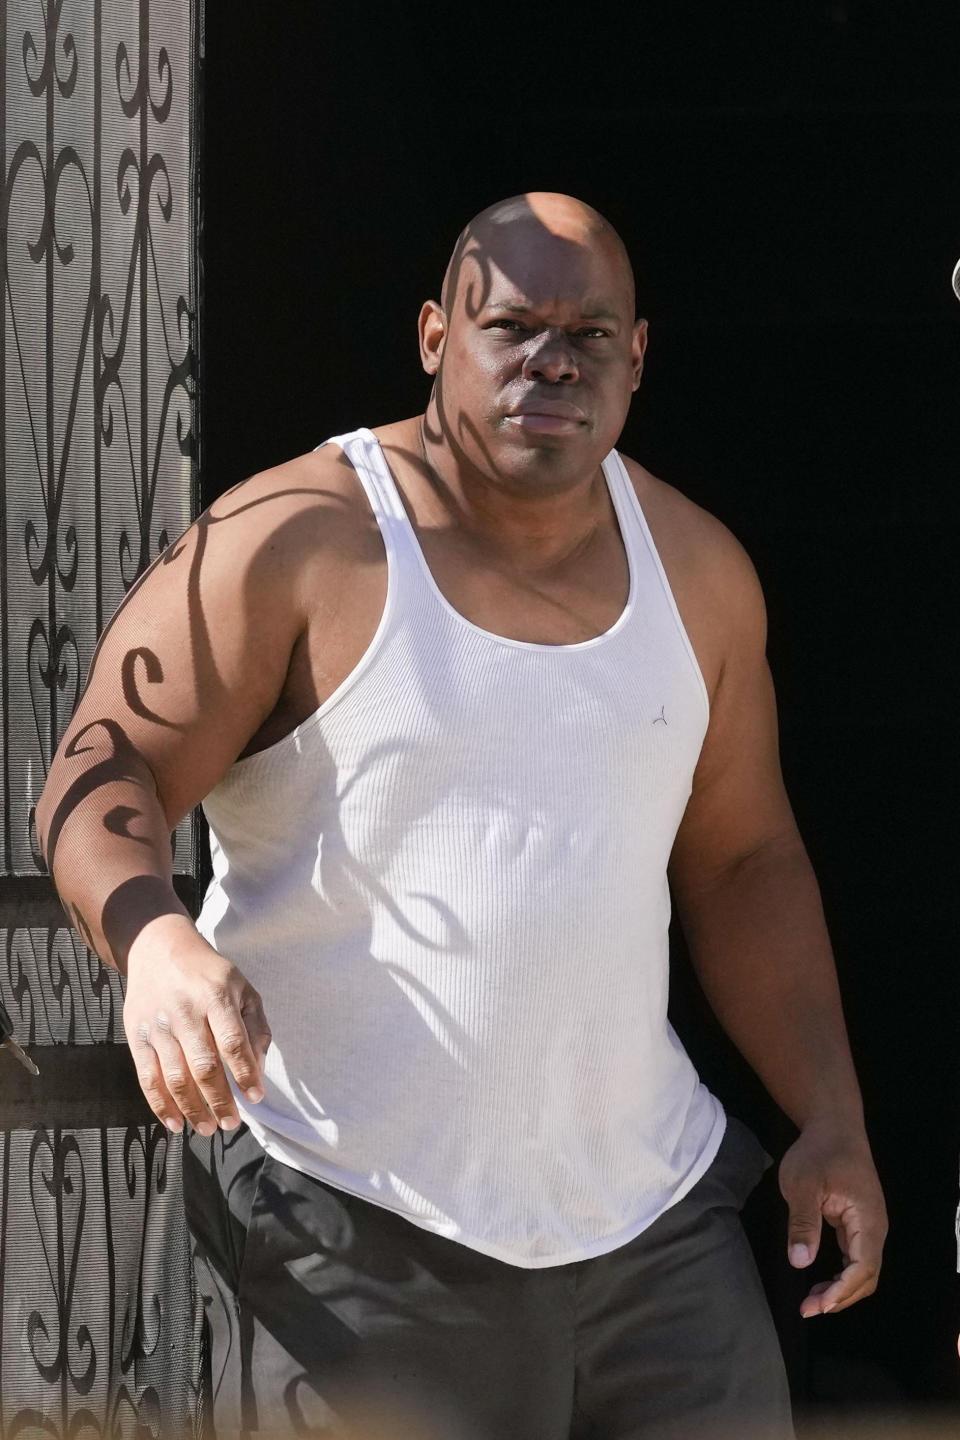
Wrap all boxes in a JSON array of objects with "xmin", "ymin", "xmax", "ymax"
[
  {"xmin": 631, "ymin": 318, "xmax": 648, "ymax": 392},
  {"xmin": 419, "ymin": 300, "xmax": 446, "ymax": 375}
]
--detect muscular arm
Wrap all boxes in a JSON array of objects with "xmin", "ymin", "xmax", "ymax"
[
  {"xmin": 667, "ymin": 527, "xmax": 887, "ymax": 1316},
  {"xmin": 35, "ymin": 459, "xmax": 336, "ymax": 1133}
]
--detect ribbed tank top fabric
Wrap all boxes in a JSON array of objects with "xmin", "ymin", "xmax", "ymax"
[{"xmin": 196, "ymin": 427, "xmax": 726, "ymax": 1268}]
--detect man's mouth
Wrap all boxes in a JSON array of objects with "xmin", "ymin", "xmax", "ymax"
[
  {"xmin": 504, "ymin": 401, "xmax": 588, "ymax": 435},
  {"xmin": 506, "ymin": 413, "xmax": 584, "ymax": 434}
]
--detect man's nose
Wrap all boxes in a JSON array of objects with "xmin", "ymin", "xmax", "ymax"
[{"xmin": 522, "ymin": 331, "xmax": 579, "ymax": 384}]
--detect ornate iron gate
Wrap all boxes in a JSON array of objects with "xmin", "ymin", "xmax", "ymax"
[{"xmin": 0, "ymin": 1, "xmax": 202, "ymax": 1432}]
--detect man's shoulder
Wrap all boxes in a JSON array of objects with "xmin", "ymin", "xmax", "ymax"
[
  {"xmin": 617, "ymin": 453, "xmax": 766, "ymax": 680},
  {"xmin": 618, "ymin": 452, "xmax": 762, "ymax": 609},
  {"xmin": 212, "ymin": 441, "xmax": 363, "ymax": 521},
  {"xmin": 203, "ymin": 441, "xmax": 378, "ymax": 564}
]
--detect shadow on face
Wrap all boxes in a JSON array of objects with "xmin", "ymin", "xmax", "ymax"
[
  {"xmin": 419, "ymin": 193, "xmax": 646, "ymax": 492},
  {"xmin": 442, "ymin": 192, "xmax": 637, "ymax": 324}
]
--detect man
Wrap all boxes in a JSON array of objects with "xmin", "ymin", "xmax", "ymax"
[{"xmin": 37, "ymin": 193, "xmax": 886, "ymax": 1439}]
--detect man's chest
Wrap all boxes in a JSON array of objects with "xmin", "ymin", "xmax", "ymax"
[{"xmin": 412, "ymin": 522, "xmax": 631, "ymax": 647}]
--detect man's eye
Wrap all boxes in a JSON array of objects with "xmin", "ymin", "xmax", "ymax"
[
  {"xmin": 576, "ymin": 328, "xmax": 609, "ymax": 339},
  {"xmin": 486, "ymin": 319, "xmax": 526, "ymax": 332}
]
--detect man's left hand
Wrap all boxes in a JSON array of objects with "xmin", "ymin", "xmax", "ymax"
[{"xmin": 778, "ymin": 1121, "xmax": 888, "ymax": 1318}]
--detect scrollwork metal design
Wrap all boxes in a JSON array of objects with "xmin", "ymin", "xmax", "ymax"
[
  {"xmin": 1, "ymin": 0, "xmax": 201, "ymax": 1434},
  {"xmin": 0, "ymin": 1126, "xmax": 195, "ymax": 1438},
  {"xmin": 2, "ymin": 925, "xmax": 124, "ymax": 1046},
  {"xmin": 26, "ymin": 1128, "xmax": 95, "ymax": 1395},
  {"xmin": 3, "ymin": 0, "xmax": 196, "ymax": 875}
]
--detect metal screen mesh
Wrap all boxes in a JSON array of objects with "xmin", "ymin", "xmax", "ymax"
[
  {"xmin": 1, "ymin": 0, "xmax": 202, "ymax": 1432},
  {"xmin": 2, "ymin": 0, "xmax": 196, "ymax": 876},
  {"xmin": 0, "ymin": 1126, "xmax": 200, "ymax": 1435}
]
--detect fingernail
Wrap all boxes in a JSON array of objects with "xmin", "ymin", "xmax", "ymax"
[
  {"xmin": 823, "ymin": 1302, "xmax": 836, "ymax": 1314},
  {"xmin": 245, "ymin": 1086, "xmax": 264, "ymax": 1103},
  {"xmin": 789, "ymin": 1244, "xmax": 811, "ymax": 1267},
  {"xmin": 220, "ymin": 1115, "xmax": 240, "ymax": 1131},
  {"xmin": 164, "ymin": 1117, "xmax": 183, "ymax": 1133},
  {"xmin": 196, "ymin": 1119, "xmax": 217, "ymax": 1137}
]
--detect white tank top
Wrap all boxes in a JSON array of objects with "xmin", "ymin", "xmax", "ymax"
[{"xmin": 197, "ymin": 427, "xmax": 725, "ymax": 1267}]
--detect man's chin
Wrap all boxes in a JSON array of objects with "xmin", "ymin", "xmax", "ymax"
[
  {"xmin": 494, "ymin": 420, "xmax": 596, "ymax": 459},
  {"xmin": 485, "ymin": 431, "xmax": 606, "ymax": 491}
]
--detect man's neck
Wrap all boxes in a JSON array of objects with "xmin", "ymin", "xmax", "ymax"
[{"xmin": 413, "ymin": 413, "xmax": 613, "ymax": 574}]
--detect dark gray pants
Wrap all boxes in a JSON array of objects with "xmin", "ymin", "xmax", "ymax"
[{"xmin": 185, "ymin": 1118, "xmax": 793, "ymax": 1439}]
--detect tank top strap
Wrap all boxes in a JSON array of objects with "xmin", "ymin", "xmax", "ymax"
[
  {"xmin": 317, "ymin": 427, "xmax": 410, "ymax": 531},
  {"xmin": 600, "ymin": 447, "xmax": 647, "ymax": 572},
  {"xmin": 317, "ymin": 427, "xmax": 431, "ymax": 601},
  {"xmin": 602, "ymin": 447, "xmax": 710, "ymax": 712}
]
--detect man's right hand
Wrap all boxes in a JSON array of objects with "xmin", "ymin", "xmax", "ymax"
[{"xmin": 123, "ymin": 914, "xmax": 272, "ymax": 1134}]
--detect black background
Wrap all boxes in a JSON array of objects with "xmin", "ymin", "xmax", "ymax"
[{"xmin": 202, "ymin": 1, "xmax": 960, "ymax": 1421}]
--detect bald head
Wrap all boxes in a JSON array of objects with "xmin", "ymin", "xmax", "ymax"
[
  {"xmin": 440, "ymin": 192, "xmax": 636, "ymax": 320},
  {"xmin": 418, "ymin": 191, "xmax": 648, "ymax": 490}
]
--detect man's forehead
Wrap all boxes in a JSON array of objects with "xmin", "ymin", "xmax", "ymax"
[
  {"xmin": 479, "ymin": 281, "xmax": 623, "ymax": 320},
  {"xmin": 454, "ymin": 239, "xmax": 632, "ymax": 318}
]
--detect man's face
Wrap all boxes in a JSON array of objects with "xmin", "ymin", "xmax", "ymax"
[{"xmin": 422, "ymin": 217, "xmax": 647, "ymax": 491}]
